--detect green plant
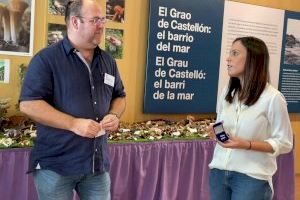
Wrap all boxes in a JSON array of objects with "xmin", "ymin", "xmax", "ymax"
[
  {"xmin": 18, "ymin": 63, "xmax": 27, "ymax": 87},
  {"xmin": 15, "ymin": 63, "xmax": 27, "ymax": 111},
  {"xmin": 0, "ymin": 98, "xmax": 10, "ymax": 130},
  {"xmin": 0, "ymin": 99, "xmax": 10, "ymax": 120}
]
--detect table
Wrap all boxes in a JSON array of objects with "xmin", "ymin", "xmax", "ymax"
[{"xmin": 0, "ymin": 140, "xmax": 294, "ymax": 200}]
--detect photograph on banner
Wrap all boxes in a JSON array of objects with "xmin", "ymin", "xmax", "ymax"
[
  {"xmin": 284, "ymin": 18, "xmax": 300, "ymax": 65},
  {"xmin": 0, "ymin": 0, "xmax": 35, "ymax": 56},
  {"xmin": 0, "ymin": 59, "xmax": 10, "ymax": 84},
  {"xmin": 217, "ymin": 1, "xmax": 285, "ymax": 99},
  {"xmin": 106, "ymin": 0, "xmax": 124, "ymax": 23},
  {"xmin": 105, "ymin": 28, "xmax": 123, "ymax": 59},
  {"xmin": 48, "ymin": 0, "xmax": 67, "ymax": 15},
  {"xmin": 47, "ymin": 23, "xmax": 66, "ymax": 46}
]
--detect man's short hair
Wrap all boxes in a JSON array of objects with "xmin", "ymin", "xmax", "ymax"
[{"xmin": 64, "ymin": 0, "xmax": 83, "ymax": 26}]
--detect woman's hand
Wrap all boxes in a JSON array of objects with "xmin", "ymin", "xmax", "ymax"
[
  {"xmin": 206, "ymin": 123, "xmax": 216, "ymax": 140},
  {"xmin": 217, "ymin": 135, "xmax": 250, "ymax": 150}
]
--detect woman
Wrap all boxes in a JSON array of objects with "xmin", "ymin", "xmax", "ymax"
[{"xmin": 208, "ymin": 36, "xmax": 293, "ymax": 200}]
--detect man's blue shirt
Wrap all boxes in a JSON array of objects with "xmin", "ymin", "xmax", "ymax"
[{"xmin": 19, "ymin": 37, "xmax": 125, "ymax": 176}]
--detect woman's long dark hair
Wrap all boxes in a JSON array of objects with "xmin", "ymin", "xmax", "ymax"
[{"xmin": 225, "ymin": 36, "xmax": 270, "ymax": 106}]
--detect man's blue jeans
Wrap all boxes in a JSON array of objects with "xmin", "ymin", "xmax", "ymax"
[
  {"xmin": 33, "ymin": 170, "xmax": 110, "ymax": 200},
  {"xmin": 209, "ymin": 169, "xmax": 272, "ymax": 200}
]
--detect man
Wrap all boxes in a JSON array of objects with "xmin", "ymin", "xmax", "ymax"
[{"xmin": 19, "ymin": 0, "xmax": 126, "ymax": 199}]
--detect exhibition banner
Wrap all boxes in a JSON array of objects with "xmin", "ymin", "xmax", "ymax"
[
  {"xmin": 279, "ymin": 11, "xmax": 300, "ymax": 112},
  {"xmin": 218, "ymin": 1, "xmax": 284, "ymax": 97},
  {"xmin": 145, "ymin": 0, "xmax": 300, "ymax": 113},
  {"xmin": 144, "ymin": 0, "xmax": 224, "ymax": 113}
]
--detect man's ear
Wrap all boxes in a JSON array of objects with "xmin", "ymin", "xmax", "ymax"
[{"xmin": 70, "ymin": 16, "xmax": 79, "ymax": 30}]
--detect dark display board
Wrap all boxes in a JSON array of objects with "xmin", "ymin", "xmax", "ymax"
[
  {"xmin": 144, "ymin": 0, "xmax": 224, "ymax": 113},
  {"xmin": 144, "ymin": 0, "xmax": 300, "ymax": 113}
]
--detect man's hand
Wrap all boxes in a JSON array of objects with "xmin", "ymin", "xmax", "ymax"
[
  {"xmin": 70, "ymin": 118, "xmax": 102, "ymax": 138},
  {"xmin": 101, "ymin": 113, "xmax": 120, "ymax": 132}
]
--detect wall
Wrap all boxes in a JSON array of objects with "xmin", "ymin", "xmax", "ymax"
[
  {"xmin": 0, "ymin": 0, "xmax": 299, "ymax": 172},
  {"xmin": 0, "ymin": 1, "xmax": 47, "ymax": 116}
]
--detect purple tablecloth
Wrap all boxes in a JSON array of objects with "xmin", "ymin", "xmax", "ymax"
[{"xmin": 0, "ymin": 140, "xmax": 294, "ymax": 200}]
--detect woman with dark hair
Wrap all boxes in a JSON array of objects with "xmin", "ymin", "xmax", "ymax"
[{"xmin": 208, "ymin": 36, "xmax": 293, "ymax": 200}]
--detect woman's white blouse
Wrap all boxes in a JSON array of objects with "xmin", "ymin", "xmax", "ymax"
[{"xmin": 209, "ymin": 84, "xmax": 293, "ymax": 189}]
